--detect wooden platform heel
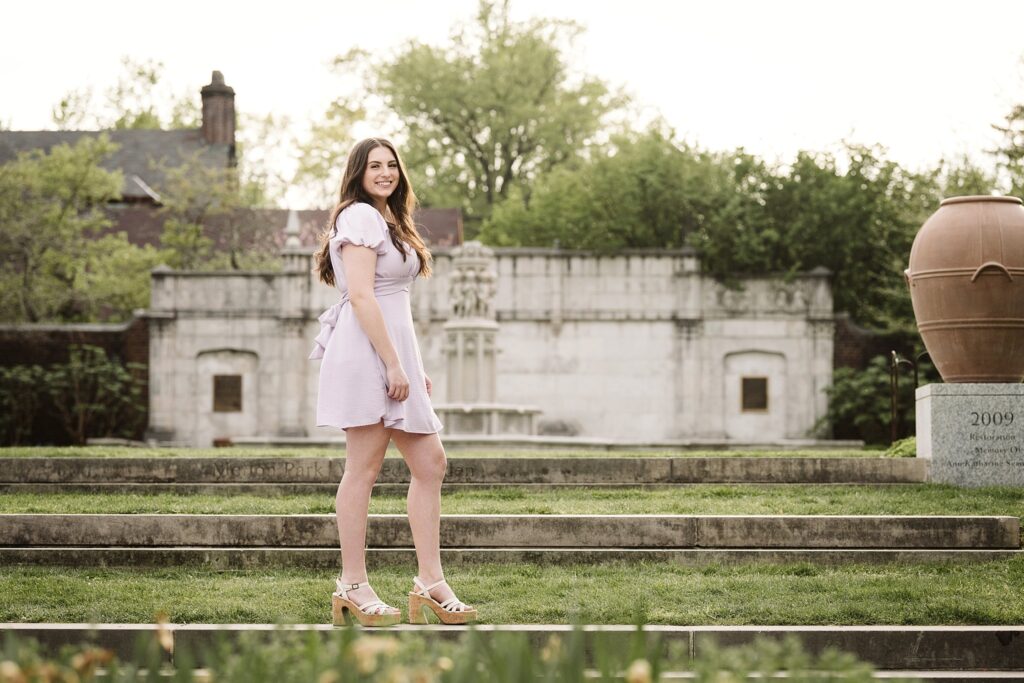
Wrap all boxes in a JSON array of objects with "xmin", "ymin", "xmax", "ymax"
[
  {"xmin": 331, "ymin": 578, "xmax": 401, "ymax": 627},
  {"xmin": 408, "ymin": 576, "xmax": 478, "ymax": 625}
]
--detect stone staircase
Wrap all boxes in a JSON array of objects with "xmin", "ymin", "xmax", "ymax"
[
  {"xmin": 0, "ymin": 455, "xmax": 926, "ymax": 495},
  {"xmin": 0, "ymin": 455, "xmax": 1018, "ymax": 568},
  {"xmin": 2, "ymin": 453, "xmax": 1022, "ymax": 679}
]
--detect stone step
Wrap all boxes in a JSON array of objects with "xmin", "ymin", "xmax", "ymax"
[
  {"xmin": 2, "ymin": 623, "xmax": 1021, "ymax": 672},
  {"xmin": 0, "ymin": 481, "xmax": 922, "ymax": 495},
  {"xmin": 0, "ymin": 514, "xmax": 1017, "ymax": 549},
  {"xmin": 2, "ymin": 546, "xmax": 1020, "ymax": 569},
  {"xmin": 0, "ymin": 456, "xmax": 927, "ymax": 485}
]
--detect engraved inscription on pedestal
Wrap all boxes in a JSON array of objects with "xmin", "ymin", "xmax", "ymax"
[{"xmin": 916, "ymin": 383, "xmax": 1024, "ymax": 487}]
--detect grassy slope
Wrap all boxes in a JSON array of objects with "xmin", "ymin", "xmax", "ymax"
[
  {"xmin": 2, "ymin": 560, "xmax": 1021, "ymax": 625},
  {"xmin": 1, "ymin": 484, "xmax": 1021, "ymax": 516}
]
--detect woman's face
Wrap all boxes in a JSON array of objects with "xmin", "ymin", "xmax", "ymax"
[{"xmin": 362, "ymin": 145, "xmax": 399, "ymax": 207}]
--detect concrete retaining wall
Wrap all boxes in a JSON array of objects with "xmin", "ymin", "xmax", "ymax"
[
  {"xmin": 0, "ymin": 514, "xmax": 1016, "ymax": 549},
  {"xmin": 1, "ymin": 547, "xmax": 1018, "ymax": 569},
  {"xmin": 0, "ymin": 457, "xmax": 927, "ymax": 484}
]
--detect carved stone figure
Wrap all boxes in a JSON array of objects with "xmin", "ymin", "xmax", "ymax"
[{"xmin": 448, "ymin": 241, "xmax": 497, "ymax": 320}]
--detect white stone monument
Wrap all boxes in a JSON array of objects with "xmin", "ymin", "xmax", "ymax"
[
  {"xmin": 916, "ymin": 384, "xmax": 1024, "ymax": 487},
  {"xmin": 433, "ymin": 241, "xmax": 540, "ymax": 435}
]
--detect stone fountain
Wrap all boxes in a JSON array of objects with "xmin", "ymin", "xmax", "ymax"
[{"xmin": 433, "ymin": 241, "xmax": 540, "ymax": 435}]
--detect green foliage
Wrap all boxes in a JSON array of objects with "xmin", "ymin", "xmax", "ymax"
[
  {"xmin": 0, "ymin": 365, "xmax": 44, "ymax": 445},
  {"xmin": 886, "ymin": 436, "xmax": 917, "ymax": 458},
  {"xmin": 481, "ymin": 127, "xmax": 765, "ymax": 252},
  {"xmin": 39, "ymin": 344, "xmax": 146, "ymax": 445},
  {"xmin": 992, "ymin": 103, "xmax": 1024, "ymax": 197},
  {"xmin": 335, "ymin": 0, "xmax": 626, "ymax": 231},
  {"xmin": 0, "ymin": 624, "xmax": 896, "ymax": 682},
  {"xmin": 154, "ymin": 153, "xmax": 280, "ymax": 271},
  {"xmin": 0, "ymin": 134, "xmax": 144, "ymax": 322},
  {"xmin": 483, "ymin": 134, "xmax": 967, "ymax": 331},
  {"xmin": 691, "ymin": 635, "xmax": 882, "ymax": 682},
  {"xmin": 235, "ymin": 112, "xmax": 292, "ymax": 209},
  {"xmin": 692, "ymin": 144, "xmax": 937, "ymax": 330},
  {"xmin": 0, "ymin": 345, "xmax": 146, "ymax": 446},
  {"xmin": 52, "ymin": 57, "xmax": 199, "ymax": 131},
  {"xmin": 819, "ymin": 356, "xmax": 908, "ymax": 445},
  {"xmin": 291, "ymin": 101, "xmax": 363, "ymax": 208}
]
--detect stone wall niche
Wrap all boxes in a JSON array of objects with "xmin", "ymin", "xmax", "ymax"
[
  {"xmin": 195, "ymin": 348, "xmax": 258, "ymax": 447},
  {"xmin": 723, "ymin": 350, "xmax": 787, "ymax": 441}
]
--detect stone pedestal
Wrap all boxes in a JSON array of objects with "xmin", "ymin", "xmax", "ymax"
[
  {"xmin": 916, "ymin": 383, "xmax": 1024, "ymax": 487},
  {"xmin": 434, "ymin": 403, "xmax": 541, "ymax": 435},
  {"xmin": 443, "ymin": 319, "xmax": 498, "ymax": 403}
]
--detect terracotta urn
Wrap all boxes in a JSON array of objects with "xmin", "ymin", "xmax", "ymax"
[{"xmin": 905, "ymin": 195, "xmax": 1024, "ymax": 382}]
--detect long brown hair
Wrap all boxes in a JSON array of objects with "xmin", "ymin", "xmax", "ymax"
[{"xmin": 314, "ymin": 137, "xmax": 432, "ymax": 286}]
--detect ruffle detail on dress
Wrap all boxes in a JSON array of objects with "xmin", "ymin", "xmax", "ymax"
[
  {"xmin": 332, "ymin": 203, "xmax": 389, "ymax": 255},
  {"xmin": 308, "ymin": 301, "xmax": 343, "ymax": 360},
  {"xmin": 381, "ymin": 397, "xmax": 445, "ymax": 434}
]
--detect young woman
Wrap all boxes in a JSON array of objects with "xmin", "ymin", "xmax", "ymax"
[{"xmin": 310, "ymin": 138, "xmax": 477, "ymax": 627}]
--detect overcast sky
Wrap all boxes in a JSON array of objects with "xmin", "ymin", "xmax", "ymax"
[{"xmin": 5, "ymin": 0, "xmax": 1024, "ymax": 204}]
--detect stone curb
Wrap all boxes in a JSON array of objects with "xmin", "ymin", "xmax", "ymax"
[
  {"xmin": 0, "ymin": 514, "xmax": 1017, "ymax": 549},
  {"xmin": 1, "ymin": 547, "xmax": 1020, "ymax": 569},
  {"xmin": 0, "ymin": 481, "xmax": 925, "ymax": 495},
  {"xmin": 1, "ymin": 624, "xmax": 1021, "ymax": 671},
  {"xmin": 0, "ymin": 457, "xmax": 927, "ymax": 485}
]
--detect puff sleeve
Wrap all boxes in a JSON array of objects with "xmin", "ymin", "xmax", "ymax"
[{"xmin": 331, "ymin": 203, "xmax": 389, "ymax": 256}]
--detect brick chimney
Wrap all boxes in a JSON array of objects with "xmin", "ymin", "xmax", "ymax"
[{"xmin": 200, "ymin": 71, "xmax": 235, "ymax": 151}]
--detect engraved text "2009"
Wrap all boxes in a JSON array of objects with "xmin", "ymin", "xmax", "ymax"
[{"xmin": 970, "ymin": 412, "xmax": 1015, "ymax": 427}]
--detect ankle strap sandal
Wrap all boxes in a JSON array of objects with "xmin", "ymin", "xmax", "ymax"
[
  {"xmin": 408, "ymin": 576, "xmax": 478, "ymax": 625},
  {"xmin": 331, "ymin": 578, "xmax": 401, "ymax": 627}
]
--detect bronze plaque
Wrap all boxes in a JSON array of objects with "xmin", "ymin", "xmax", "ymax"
[
  {"xmin": 741, "ymin": 377, "xmax": 768, "ymax": 412},
  {"xmin": 213, "ymin": 374, "xmax": 242, "ymax": 412}
]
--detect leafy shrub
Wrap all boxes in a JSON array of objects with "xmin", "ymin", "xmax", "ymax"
[
  {"xmin": 0, "ymin": 364, "xmax": 44, "ymax": 445},
  {"xmin": 0, "ymin": 344, "xmax": 146, "ymax": 446},
  {"xmin": 885, "ymin": 436, "xmax": 917, "ymax": 458},
  {"xmin": 0, "ymin": 623, "xmax": 910, "ymax": 683},
  {"xmin": 818, "ymin": 354, "xmax": 936, "ymax": 446}
]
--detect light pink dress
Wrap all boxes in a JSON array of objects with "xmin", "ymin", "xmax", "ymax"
[{"xmin": 309, "ymin": 202, "xmax": 443, "ymax": 434}]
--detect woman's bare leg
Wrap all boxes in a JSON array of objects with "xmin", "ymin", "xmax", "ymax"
[
  {"xmin": 336, "ymin": 421, "xmax": 392, "ymax": 609},
  {"xmin": 390, "ymin": 429, "xmax": 463, "ymax": 606}
]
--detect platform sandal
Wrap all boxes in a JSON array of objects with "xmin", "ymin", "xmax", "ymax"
[
  {"xmin": 408, "ymin": 576, "xmax": 478, "ymax": 625},
  {"xmin": 331, "ymin": 578, "xmax": 401, "ymax": 627}
]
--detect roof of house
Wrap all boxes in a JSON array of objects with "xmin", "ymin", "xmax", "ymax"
[
  {"xmin": 279, "ymin": 207, "xmax": 463, "ymax": 248},
  {"xmin": 103, "ymin": 205, "xmax": 463, "ymax": 250},
  {"xmin": 0, "ymin": 129, "xmax": 231, "ymax": 200}
]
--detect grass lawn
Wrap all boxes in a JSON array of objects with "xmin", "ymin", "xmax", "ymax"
[
  {"xmin": 0, "ymin": 446, "xmax": 881, "ymax": 459},
  {"xmin": 1, "ymin": 484, "xmax": 1021, "ymax": 516},
  {"xmin": 1, "ymin": 559, "xmax": 1021, "ymax": 625}
]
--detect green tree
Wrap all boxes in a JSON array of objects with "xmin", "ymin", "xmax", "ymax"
[
  {"xmin": 991, "ymin": 103, "xmax": 1024, "ymax": 197},
  {"xmin": 0, "ymin": 135, "xmax": 164, "ymax": 322},
  {"xmin": 335, "ymin": 0, "xmax": 626, "ymax": 232},
  {"xmin": 930, "ymin": 154, "xmax": 998, "ymax": 197},
  {"xmin": 52, "ymin": 57, "xmax": 199, "ymax": 131},
  {"xmin": 292, "ymin": 101, "xmax": 363, "ymax": 208},
  {"xmin": 760, "ymin": 145, "xmax": 931, "ymax": 330},
  {"xmin": 236, "ymin": 112, "xmax": 292, "ymax": 208},
  {"xmin": 483, "ymin": 136, "xmax": 943, "ymax": 331},
  {"xmin": 154, "ymin": 152, "xmax": 280, "ymax": 271},
  {"xmin": 480, "ymin": 127, "xmax": 769, "ymax": 254}
]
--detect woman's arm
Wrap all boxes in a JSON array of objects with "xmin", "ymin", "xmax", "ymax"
[{"xmin": 341, "ymin": 245, "xmax": 410, "ymax": 402}]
